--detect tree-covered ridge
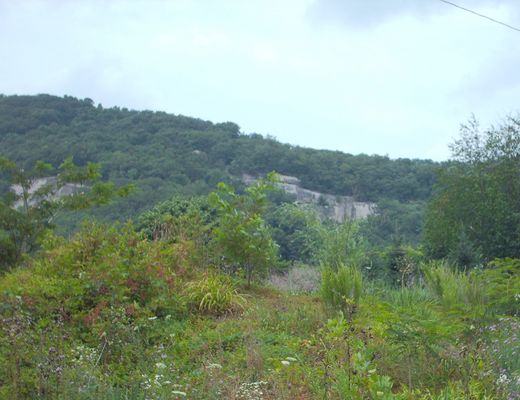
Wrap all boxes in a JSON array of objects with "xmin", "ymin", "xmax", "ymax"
[
  {"xmin": 0, "ymin": 94, "xmax": 439, "ymax": 216},
  {"xmin": 1, "ymin": 104, "xmax": 520, "ymax": 398}
]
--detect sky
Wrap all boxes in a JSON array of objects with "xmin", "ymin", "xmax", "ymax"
[{"xmin": 1, "ymin": 0, "xmax": 519, "ymax": 161}]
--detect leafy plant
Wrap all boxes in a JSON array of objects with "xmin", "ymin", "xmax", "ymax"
[
  {"xmin": 0, "ymin": 157, "xmax": 132, "ymax": 269},
  {"xmin": 209, "ymin": 173, "xmax": 279, "ymax": 286}
]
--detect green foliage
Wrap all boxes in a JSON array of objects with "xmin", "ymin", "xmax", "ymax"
[
  {"xmin": 385, "ymin": 286, "xmax": 435, "ymax": 308},
  {"xmin": 136, "ymin": 195, "xmax": 215, "ymax": 241},
  {"xmin": 316, "ymin": 315, "xmax": 401, "ymax": 400},
  {"xmin": 186, "ymin": 273, "xmax": 246, "ymax": 315},
  {"xmin": 0, "ymin": 157, "xmax": 132, "ymax": 270},
  {"xmin": 266, "ymin": 203, "xmax": 322, "ymax": 264},
  {"xmin": 316, "ymin": 219, "xmax": 366, "ymax": 269},
  {"xmin": 385, "ymin": 302, "xmax": 461, "ymax": 390},
  {"xmin": 422, "ymin": 261, "xmax": 487, "ymax": 314},
  {"xmin": 424, "ymin": 116, "xmax": 520, "ymax": 261},
  {"xmin": 321, "ymin": 265, "xmax": 363, "ymax": 318},
  {"xmin": 0, "ymin": 220, "xmax": 517, "ymax": 399},
  {"xmin": 2, "ymin": 97, "xmax": 520, "ymax": 398},
  {"xmin": 0, "ymin": 94, "xmax": 438, "ymax": 233},
  {"xmin": 209, "ymin": 173, "xmax": 279, "ymax": 286},
  {"xmin": 476, "ymin": 258, "xmax": 520, "ymax": 316},
  {"xmin": 360, "ymin": 199, "xmax": 426, "ymax": 247},
  {"xmin": 0, "ymin": 222, "xmax": 193, "ymax": 398}
]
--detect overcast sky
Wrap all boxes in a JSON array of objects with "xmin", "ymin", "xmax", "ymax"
[{"xmin": 1, "ymin": 0, "xmax": 519, "ymax": 160}]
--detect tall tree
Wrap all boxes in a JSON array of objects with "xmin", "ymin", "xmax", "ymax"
[
  {"xmin": 0, "ymin": 157, "xmax": 132, "ymax": 269},
  {"xmin": 209, "ymin": 173, "xmax": 279, "ymax": 286},
  {"xmin": 424, "ymin": 116, "xmax": 520, "ymax": 262}
]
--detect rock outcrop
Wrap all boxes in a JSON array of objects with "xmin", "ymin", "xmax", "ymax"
[
  {"xmin": 11, "ymin": 177, "xmax": 84, "ymax": 209},
  {"xmin": 243, "ymin": 174, "xmax": 374, "ymax": 222}
]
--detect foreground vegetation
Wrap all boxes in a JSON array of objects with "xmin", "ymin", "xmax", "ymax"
[{"xmin": 1, "ymin": 221, "xmax": 518, "ymax": 399}]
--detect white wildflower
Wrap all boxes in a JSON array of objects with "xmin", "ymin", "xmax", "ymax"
[{"xmin": 497, "ymin": 374, "xmax": 510, "ymax": 385}]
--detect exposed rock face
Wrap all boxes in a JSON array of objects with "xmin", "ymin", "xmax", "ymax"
[
  {"xmin": 11, "ymin": 177, "xmax": 84, "ymax": 209},
  {"xmin": 243, "ymin": 174, "xmax": 374, "ymax": 222}
]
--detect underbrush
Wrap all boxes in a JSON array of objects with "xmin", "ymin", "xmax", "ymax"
[{"xmin": 0, "ymin": 224, "xmax": 518, "ymax": 399}]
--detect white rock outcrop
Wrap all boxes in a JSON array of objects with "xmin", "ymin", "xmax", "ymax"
[{"xmin": 243, "ymin": 174, "xmax": 374, "ymax": 222}]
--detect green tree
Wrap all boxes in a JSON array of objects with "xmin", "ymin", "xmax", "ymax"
[
  {"xmin": 266, "ymin": 203, "xmax": 321, "ymax": 264},
  {"xmin": 315, "ymin": 219, "xmax": 366, "ymax": 270},
  {"xmin": 424, "ymin": 116, "xmax": 520, "ymax": 261},
  {"xmin": 0, "ymin": 157, "xmax": 132, "ymax": 269},
  {"xmin": 209, "ymin": 173, "xmax": 279, "ymax": 286}
]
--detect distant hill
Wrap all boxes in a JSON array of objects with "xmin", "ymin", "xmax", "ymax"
[{"xmin": 0, "ymin": 94, "xmax": 440, "ymax": 226}]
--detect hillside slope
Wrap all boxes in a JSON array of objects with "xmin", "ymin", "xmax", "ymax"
[{"xmin": 0, "ymin": 94, "xmax": 439, "ymax": 223}]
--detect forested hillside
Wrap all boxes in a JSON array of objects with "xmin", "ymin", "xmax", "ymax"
[
  {"xmin": 0, "ymin": 94, "xmax": 438, "ymax": 226},
  {"xmin": 1, "ymin": 94, "xmax": 519, "ymax": 399}
]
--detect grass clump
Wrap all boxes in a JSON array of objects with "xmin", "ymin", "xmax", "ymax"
[
  {"xmin": 186, "ymin": 273, "xmax": 246, "ymax": 315},
  {"xmin": 321, "ymin": 264, "xmax": 363, "ymax": 318},
  {"xmin": 422, "ymin": 261, "xmax": 487, "ymax": 313}
]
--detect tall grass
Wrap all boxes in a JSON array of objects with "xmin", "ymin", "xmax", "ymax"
[
  {"xmin": 186, "ymin": 273, "xmax": 246, "ymax": 315},
  {"xmin": 321, "ymin": 264, "xmax": 363, "ymax": 318},
  {"xmin": 422, "ymin": 261, "xmax": 487, "ymax": 313},
  {"xmin": 386, "ymin": 286, "xmax": 435, "ymax": 308}
]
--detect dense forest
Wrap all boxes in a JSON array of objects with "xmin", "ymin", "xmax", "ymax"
[
  {"xmin": 0, "ymin": 94, "xmax": 519, "ymax": 399},
  {"xmin": 0, "ymin": 94, "xmax": 438, "ymax": 238},
  {"xmin": 0, "ymin": 94, "xmax": 438, "ymax": 203}
]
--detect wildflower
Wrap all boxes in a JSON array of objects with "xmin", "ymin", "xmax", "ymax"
[
  {"xmin": 148, "ymin": 316, "xmax": 158, "ymax": 321},
  {"xmin": 281, "ymin": 360, "xmax": 290, "ymax": 366},
  {"xmin": 285, "ymin": 357, "xmax": 297, "ymax": 362},
  {"xmin": 207, "ymin": 363, "xmax": 223, "ymax": 369},
  {"xmin": 172, "ymin": 390, "xmax": 186, "ymax": 396},
  {"xmin": 497, "ymin": 374, "xmax": 510, "ymax": 385},
  {"xmin": 156, "ymin": 362, "xmax": 166, "ymax": 369}
]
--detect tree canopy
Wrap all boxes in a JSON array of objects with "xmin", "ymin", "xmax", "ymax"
[
  {"xmin": 0, "ymin": 94, "xmax": 439, "ymax": 233},
  {"xmin": 0, "ymin": 156, "xmax": 132, "ymax": 269},
  {"xmin": 424, "ymin": 116, "xmax": 520, "ymax": 263}
]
